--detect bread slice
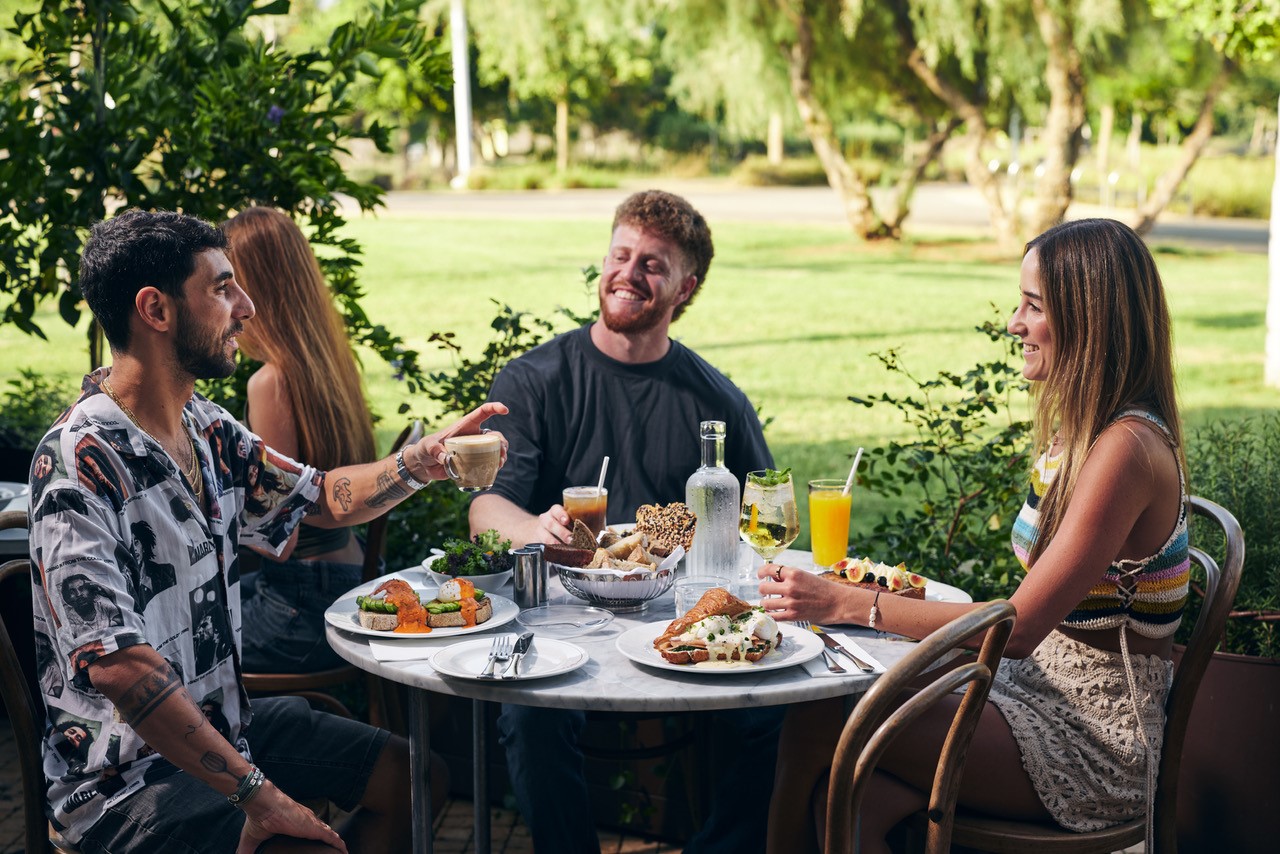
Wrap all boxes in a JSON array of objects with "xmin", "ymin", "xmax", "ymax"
[
  {"xmin": 544, "ymin": 542, "xmax": 594, "ymax": 568},
  {"xmin": 635, "ymin": 503, "xmax": 697, "ymax": 552},
  {"xmin": 655, "ymin": 634, "xmax": 780, "ymax": 665},
  {"xmin": 605, "ymin": 531, "xmax": 645, "ymax": 559},
  {"xmin": 425, "ymin": 596, "xmax": 494, "ymax": 628},
  {"xmin": 568, "ymin": 520, "xmax": 598, "ymax": 550},
  {"xmin": 357, "ymin": 610, "xmax": 400, "ymax": 632},
  {"xmin": 819, "ymin": 571, "xmax": 926, "ymax": 600},
  {"xmin": 653, "ymin": 589, "xmax": 782, "ymax": 664}
]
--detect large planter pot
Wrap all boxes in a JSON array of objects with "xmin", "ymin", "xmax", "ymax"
[{"xmin": 1174, "ymin": 645, "xmax": 1280, "ymax": 853}]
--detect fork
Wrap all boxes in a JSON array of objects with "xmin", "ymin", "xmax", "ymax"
[
  {"xmin": 794, "ymin": 620, "xmax": 846, "ymax": 674},
  {"xmin": 478, "ymin": 635, "xmax": 513, "ymax": 679}
]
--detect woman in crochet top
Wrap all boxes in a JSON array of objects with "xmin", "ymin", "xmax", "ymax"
[{"xmin": 761, "ymin": 218, "xmax": 1188, "ymax": 853}]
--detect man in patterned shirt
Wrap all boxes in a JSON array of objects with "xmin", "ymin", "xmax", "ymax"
[{"xmin": 29, "ymin": 210, "xmax": 507, "ymax": 853}]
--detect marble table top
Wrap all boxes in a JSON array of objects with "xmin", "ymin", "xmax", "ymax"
[{"xmin": 326, "ymin": 549, "xmax": 929, "ymax": 712}]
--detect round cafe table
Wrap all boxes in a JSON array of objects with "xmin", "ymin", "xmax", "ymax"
[{"xmin": 326, "ymin": 549, "xmax": 965, "ymax": 854}]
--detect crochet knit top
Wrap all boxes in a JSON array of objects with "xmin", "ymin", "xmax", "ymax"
[{"xmin": 1010, "ymin": 409, "xmax": 1190, "ymax": 639}]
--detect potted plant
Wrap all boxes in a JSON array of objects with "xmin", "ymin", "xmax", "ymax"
[{"xmin": 1176, "ymin": 414, "xmax": 1280, "ymax": 853}]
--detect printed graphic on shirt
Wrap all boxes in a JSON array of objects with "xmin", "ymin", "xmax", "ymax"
[
  {"xmin": 126, "ymin": 520, "xmax": 178, "ymax": 611},
  {"xmin": 191, "ymin": 578, "xmax": 234, "ymax": 677},
  {"xmin": 35, "ymin": 630, "xmax": 65, "ymax": 700}
]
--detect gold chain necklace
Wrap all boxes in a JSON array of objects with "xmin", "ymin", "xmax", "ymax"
[{"xmin": 102, "ymin": 379, "xmax": 204, "ymax": 503}]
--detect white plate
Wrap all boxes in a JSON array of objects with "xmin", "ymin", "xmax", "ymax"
[
  {"xmin": 324, "ymin": 574, "xmax": 519, "ymax": 639},
  {"xmin": 516, "ymin": 604, "xmax": 614, "ymax": 639},
  {"xmin": 927, "ymin": 579, "xmax": 971, "ymax": 604},
  {"xmin": 431, "ymin": 636, "xmax": 588, "ymax": 681},
  {"xmin": 615, "ymin": 621, "xmax": 824, "ymax": 674}
]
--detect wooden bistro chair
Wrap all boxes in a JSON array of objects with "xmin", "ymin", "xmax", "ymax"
[
  {"xmin": 241, "ymin": 419, "xmax": 424, "ymax": 730},
  {"xmin": 950, "ymin": 495, "xmax": 1245, "ymax": 854},
  {"xmin": 0, "ymin": 509, "xmax": 78, "ymax": 852},
  {"xmin": 825, "ymin": 599, "xmax": 1017, "ymax": 854}
]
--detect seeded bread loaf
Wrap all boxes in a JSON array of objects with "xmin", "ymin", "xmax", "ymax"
[{"xmin": 635, "ymin": 503, "xmax": 697, "ymax": 552}]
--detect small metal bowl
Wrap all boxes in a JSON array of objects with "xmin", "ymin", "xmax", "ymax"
[{"xmin": 555, "ymin": 564, "xmax": 676, "ymax": 613}]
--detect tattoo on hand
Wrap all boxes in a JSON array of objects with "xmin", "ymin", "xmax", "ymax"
[
  {"xmin": 333, "ymin": 477, "xmax": 353, "ymax": 512},
  {"xmin": 117, "ymin": 662, "xmax": 183, "ymax": 727},
  {"xmin": 364, "ymin": 469, "xmax": 409, "ymax": 509}
]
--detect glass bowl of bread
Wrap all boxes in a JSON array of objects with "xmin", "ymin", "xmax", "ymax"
[{"xmin": 546, "ymin": 503, "xmax": 694, "ymax": 612}]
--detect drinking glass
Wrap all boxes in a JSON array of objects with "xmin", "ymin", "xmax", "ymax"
[
  {"xmin": 808, "ymin": 479, "xmax": 852, "ymax": 568},
  {"xmin": 738, "ymin": 471, "xmax": 800, "ymax": 561},
  {"xmin": 562, "ymin": 486, "xmax": 608, "ymax": 537}
]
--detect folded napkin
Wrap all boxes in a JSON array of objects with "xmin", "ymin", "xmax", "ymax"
[
  {"xmin": 801, "ymin": 631, "xmax": 887, "ymax": 677},
  {"xmin": 367, "ymin": 638, "xmax": 445, "ymax": 663}
]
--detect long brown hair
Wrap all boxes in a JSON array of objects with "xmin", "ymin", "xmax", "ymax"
[
  {"xmin": 221, "ymin": 207, "xmax": 377, "ymax": 470},
  {"xmin": 1026, "ymin": 218, "xmax": 1185, "ymax": 564}
]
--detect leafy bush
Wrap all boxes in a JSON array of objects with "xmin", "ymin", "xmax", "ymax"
[
  {"xmin": 1180, "ymin": 415, "xmax": 1280, "ymax": 658},
  {"xmin": 0, "ymin": 369, "xmax": 72, "ymax": 449},
  {"xmin": 854, "ymin": 317, "xmax": 1032, "ymax": 602},
  {"xmin": 0, "ymin": 0, "xmax": 439, "ymax": 401},
  {"xmin": 731, "ymin": 154, "xmax": 829, "ymax": 186}
]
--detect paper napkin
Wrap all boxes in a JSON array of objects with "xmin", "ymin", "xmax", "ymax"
[
  {"xmin": 367, "ymin": 638, "xmax": 443, "ymax": 663},
  {"xmin": 801, "ymin": 632, "xmax": 887, "ymax": 677}
]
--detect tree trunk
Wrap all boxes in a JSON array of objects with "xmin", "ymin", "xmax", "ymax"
[
  {"xmin": 767, "ymin": 111, "xmax": 785, "ymax": 165},
  {"xmin": 1127, "ymin": 110, "xmax": 1143, "ymax": 171},
  {"xmin": 885, "ymin": 0, "xmax": 1019, "ymax": 249},
  {"xmin": 1029, "ymin": 0, "xmax": 1086, "ymax": 235},
  {"xmin": 1266, "ymin": 94, "xmax": 1280, "ymax": 388},
  {"xmin": 555, "ymin": 97, "xmax": 569, "ymax": 174},
  {"xmin": 1132, "ymin": 60, "xmax": 1234, "ymax": 235},
  {"xmin": 779, "ymin": 2, "xmax": 890, "ymax": 240},
  {"xmin": 1248, "ymin": 105, "xmax": 1267, "ymax": 156},
  {"xmin": 885, "ymin": 116, "xmax": 962, "ymax": 232},
  {"xmin": 1097, "ymin": 102, "xmax": 1114, "ymax": 175}
]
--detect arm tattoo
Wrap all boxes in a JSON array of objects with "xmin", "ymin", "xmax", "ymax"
[
  {"xmin": 199, "ymin": 751, "xmax": 242, "ymax": 783},
  {"xmin": 116, "ymin": 661, "xmax": 183, "ymax": 727},
  {"xmin": 364, "ymin": 468, "xmax": 409, "ymax": 509},
  {"xmin": 332, "ymin": 476, "xmax": 353, "ymax": 512}
]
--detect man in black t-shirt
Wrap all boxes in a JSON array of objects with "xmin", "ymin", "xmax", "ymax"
[{"xmin": 471, "ymin": 191, "xmax": 780, "ymax": 854}]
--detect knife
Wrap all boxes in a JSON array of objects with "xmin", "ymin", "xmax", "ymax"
[
  {"xmin": 501, "ymin": 632, "xmax": 535, "ymax": 679},
  {"xmin": 812, "ymin": 627, "xmax": 875, "ymax": 673}
]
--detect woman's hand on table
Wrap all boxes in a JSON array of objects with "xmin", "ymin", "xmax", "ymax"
[{"xmin": 757, "ymin": 563, "xmax": 858, "ymax": 626}]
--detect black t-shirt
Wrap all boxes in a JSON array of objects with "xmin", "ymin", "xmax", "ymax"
[{"xmin": 484, "ymin": 325, "xmax": 774, "ymax": 524}]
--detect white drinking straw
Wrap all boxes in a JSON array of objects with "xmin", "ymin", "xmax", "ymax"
[
  {"xmin": 842, "ymin": 447, "xmax": 865, "ymax": 496},
  {"xmin": 596, "ymin": 456, "xmax": 610, "ymax": 493}
]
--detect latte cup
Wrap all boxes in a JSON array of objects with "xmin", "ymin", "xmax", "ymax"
[{"xmin": 442, "ymin": 434, "xmax": 502, "ymax": 493}]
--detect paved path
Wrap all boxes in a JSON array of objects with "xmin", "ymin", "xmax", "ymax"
[{"xmin": 349, "ymin": 179, "xmax": 1269, "ymax": 254}]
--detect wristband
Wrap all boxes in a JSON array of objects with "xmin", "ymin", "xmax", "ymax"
[
  {"xmin": 396, "ymin": 447, "xmax": 429, "ymax": 491},
  {"xmin": 868, "ymin": 589, "xmax": 883, "ymax": 631},
  {"xmin": 228, "ymin": 765, "xmax": 265, "ymax": 808}
]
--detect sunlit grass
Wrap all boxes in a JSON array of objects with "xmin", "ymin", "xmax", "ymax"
[{"xmin": 2, "ymin": 212, "xmax": 1274, "ymax": 547}]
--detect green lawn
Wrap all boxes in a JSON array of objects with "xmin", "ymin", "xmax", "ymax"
[{"xmin": 2, "ymin": 214, "xmax": 1275, "ymax": 548}]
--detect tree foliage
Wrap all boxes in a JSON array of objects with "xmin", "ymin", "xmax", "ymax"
[{"xmin": 0, "ymin": 0, "xmax": 440, "ymax": 405}]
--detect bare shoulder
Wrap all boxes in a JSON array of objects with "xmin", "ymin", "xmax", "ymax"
[
  {"xmin": 1083, "ymin": 414, "xmax": 1179, "ymax": 498},
  {"xmin": 247, "ymin": 363, "xmax": 288, "ymax": 401}
]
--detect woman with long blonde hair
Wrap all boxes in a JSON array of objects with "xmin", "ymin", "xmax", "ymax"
[
  {"xmin": 223, "ymin": 206, "xmax": 379, "ymax": 673},
  {"xmin": 761, "ymin": 218, "xmax": 1189, "ymax": 853}
]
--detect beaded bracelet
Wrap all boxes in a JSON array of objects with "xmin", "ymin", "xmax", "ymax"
[
  {"xmin": 868, "ymin": 589, "xmax": 883, "ymax": 631},
  {"xmin": 396, "ymin": 448, "xmax": 429, "ymax": 491},
  {"xmin": 228, "ymin": 765, "xmax": 266, "ymax": 809}
]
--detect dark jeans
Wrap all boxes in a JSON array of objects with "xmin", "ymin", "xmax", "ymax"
[
  {"xmin": 240, "ymin": 557, "xmax": 363, "ymax": 673},
  {"xmin": 498, "ymin": 703, "xmax": 784, "ymax": 854},
  {"xmin": 78, "ymin": 696, "xmax": 390, "ymax": 854}
]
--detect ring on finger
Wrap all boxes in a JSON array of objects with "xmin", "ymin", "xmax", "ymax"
[{"xmin": 773, "ymin": 566, "xmax": 783, "ymax": 582}]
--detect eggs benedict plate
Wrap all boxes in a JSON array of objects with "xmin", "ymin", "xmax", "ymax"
[
  {"xmin": 613, "ymin": 588, "xmax": 826, "ymax": 673},
  {"xmin": 323, "ymin": 572, "xmax": 520, "ymax": 638}
]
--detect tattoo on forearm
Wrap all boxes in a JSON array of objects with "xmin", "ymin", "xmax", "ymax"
[
  {"xmin": 364, "ymin": 468, "xmax": 409, "ymax": 509},
  {"xmin": 117, "ymin": 662, "xmax": 183, "ymax": 727},
  {"xmin": 199, "ymin": 751, "xmax": 242, "ymax": 783},
  {"xmin": 184, "ymin": 714, "xmax": 207, "ymax": 742},
  {"xmin": 333, "ymin": 476, "xmax": 353, "ymax": 512}
]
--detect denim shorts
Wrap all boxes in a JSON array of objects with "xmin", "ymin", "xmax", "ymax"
[
  {"xmin": 240, "ymin": 557, "xmax": 363, "ymax": 673},
  {"xmin": 77, "ymin": 696, "xmax": 390, "ymax": 854}
]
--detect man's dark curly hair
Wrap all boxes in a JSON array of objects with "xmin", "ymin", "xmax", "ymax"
[
  {"xmin": 79, "ymin": 210, "xmax": 227, "ymax": 351},
  {"xmin": 611, "ymin": 190, "xmax": 714, "ymax": 321}
]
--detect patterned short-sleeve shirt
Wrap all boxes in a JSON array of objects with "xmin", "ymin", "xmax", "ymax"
[{"xmin": 29, "ymin": 369, "xmax": 323, "ymax": 843}]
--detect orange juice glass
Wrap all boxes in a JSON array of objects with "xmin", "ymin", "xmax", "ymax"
[{"xmin": 808, "ymin": 480, "xmax": 852, "ymax": 568}]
